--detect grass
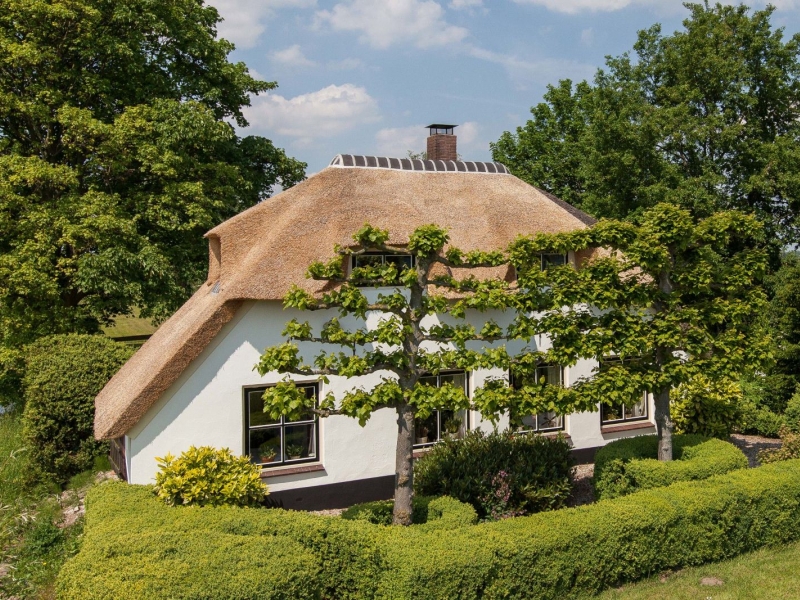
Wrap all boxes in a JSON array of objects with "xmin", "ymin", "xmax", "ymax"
[
  {"xmin": 599, "ymin": 540, "xmax": 800, "ymax": 599},
  {"xmin": 0, "ymin": 413, "xmax": 105, "ymax": 599},
  {"xmin": 100, "ymin": 308, "xmax": 156, "ymax": 339}
]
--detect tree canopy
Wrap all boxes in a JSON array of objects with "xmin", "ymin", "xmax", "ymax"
[
  {"xmin": 492, "ymin": 2, "xmax": 800, "ymax": 245},
  {"xmin": 0, "ymin": 0, "xmax": 305, "ymax": 348}
]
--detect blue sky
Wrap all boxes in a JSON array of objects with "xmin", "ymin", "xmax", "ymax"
[{"xmin": 208, "ymin": 0, "xmax": 800, "ymax": 175}]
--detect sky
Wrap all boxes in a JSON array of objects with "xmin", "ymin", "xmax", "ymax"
[{"xmin": 207, "ymin": 0, "xmax": 800, "ymax": 176}]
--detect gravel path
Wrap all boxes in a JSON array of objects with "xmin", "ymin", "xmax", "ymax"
[{"xmin": 728, "ymin": 433, "xmax": 782, "ymax": 467}]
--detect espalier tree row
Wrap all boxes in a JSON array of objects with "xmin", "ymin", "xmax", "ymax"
[{"xmin": 256, "ymin": 204, "xmax": 770, "ymax": 525}]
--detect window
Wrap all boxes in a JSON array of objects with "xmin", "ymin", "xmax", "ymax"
[
  {"xmin": 351, "ymin": 252, "xmax": 415, "ymax": 285},
  {"xmin": 541, "ymin": 253, "xmax": 568, "ymax": 270},
  {"xmin": 244, "ymin": 383, "xmax": 319, "ymax": 467},
  {"xmin": 510, "ymin": 364, "xmax": 565, "ymax": 433},
  {"xmin": 413, "ymin": 371, "xmax": 469, "ymax": 448},
  {"xmin": 599, "ymin": 358, "xmax": 648, "ymax": 424}
]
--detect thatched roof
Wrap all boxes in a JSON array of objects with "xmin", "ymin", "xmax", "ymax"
[{"xmin": 94, "ymin": 162, "xmax": 596, "ymax": 440}]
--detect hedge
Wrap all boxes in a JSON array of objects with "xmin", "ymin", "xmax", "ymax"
[
  {"xmin": 59, "ymin": 461, "xmax": 800, "ymax": 599},
  {"xmin": 342, "ymin": 495, "xmax": 477, "ymax": 527},
  {"xmin": 22, "ymin": 334, "xmax": 134, "ymax": 483},
  {"xmin": 594, "ymin": 434, "xmax": 748, "ymax": 499}
]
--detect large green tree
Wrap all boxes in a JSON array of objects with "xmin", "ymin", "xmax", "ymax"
[
  {"xmin": 0, "ymin": 0, "xmax": 305, "ymax": 348},
  {"xmin": 492, "ymin": 3, "xmax": 800, "ymax": 244}
]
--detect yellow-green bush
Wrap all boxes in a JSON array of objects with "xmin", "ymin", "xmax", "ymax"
[
  {"xmin": 594, "ymin": 434, "xmax": 748, "ymax": 499},
  {"xmin": 59, "ymin": 460, "xmax": 800, "ymax": 600},
  {"xmin": 759, "ymin": 426, "xmax": 800, "ymax": 464},
  {"xmin": 341, "ymin": 495, "xmax": 476, "ymax": 528},
  {"xmin": 671, "ymin": 375, "xmax": 741, "ymax": 438},
  {"xmin": 153, "ymin": 446, "xmax": 268, "ymax": 507}
]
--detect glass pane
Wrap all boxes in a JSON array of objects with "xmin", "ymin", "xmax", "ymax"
[
  {"xmin": 536, "ymin": 365, "xmax": 561, "ymax": 386},
  {"xmin": 628, "ymin": 393, "xmax": 647, "ymax": 418},
  {"xmin": 250, "ymin": 428, "xmax": 281, "ymax": 465},
  {"xmin": 537, "ymin": 411, "xmax": 562, "ymax": 430},
  {"xmin": 440, "ymin": 372, "xmax": 466, "ymax": 392},
  {"xmin": 286, "ymin": 385, "xmax": 317, "ymax": 423},
  {"xmin": 519, "ymin": 414, "xmax": 537, "ymax": 431},
  {"xmin": 419, "ymin": 374, "xmax": 438, "ymax": 387},
  {"xmin": 354, "ymin": 255, "xmax": 383, "ymax": 269},
  {"xmin": 414, "ymin": 412, "xmax": 437, "ymax": 446},
  {"xmin": 248, "ymin": 390, "xmax": 280, "ymax": 427},
  {"xmin": 541, "ymin": 253, "xmax": 567, "ymax": 269},
  {"xmin": 385, "ymin": 255, "xmax": 413, "ymax": 270},
  {"xmin": 284, "ymin": 424, "xmax": 316, "ymax": 460},
  {"xmin": 601, "ymin": 403, "xmax": 624, "ymax": 423}
]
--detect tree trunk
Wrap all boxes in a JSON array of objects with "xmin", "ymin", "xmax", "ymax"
[
  {"xmin": 654, "ymin": 387, "xmax": 673, "ymax": 461},
  {"xmin": 393, "ymin": 403, "xmax": 415, "ymax": 525}
]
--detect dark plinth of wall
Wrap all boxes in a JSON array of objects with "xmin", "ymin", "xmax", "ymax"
[
  {"xmin": 427, "ymin": 134, "xmax": 457, "ymax": 161},
  {"xmin": 269, "ymin": 445, "xmax": 601, "ymax": 511}
]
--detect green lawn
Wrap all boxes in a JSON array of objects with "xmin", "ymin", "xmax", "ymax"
[
  {"xmin": 100, "ymin": 309, "xmax": 156, "ymax": 339},
  {"xmin": 600, "ymin": 540, "xmax": 800, "ymax": 599}
]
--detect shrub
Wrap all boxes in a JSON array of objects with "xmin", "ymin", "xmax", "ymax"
[
  {"xmin": 414, "ymin": 430, "xmax": 572, "ymax": 519},
  {"xmin": 21, "ymin": 334, "xmax": 133, "ymax": 483},
  {"xmin": 670, "ymin": 375, "xmax": 740, "ymax": 438},
  {"xmin": 785, "ymin": 391, "xmax": 800, "ymax": 433},
  {"xmin": 594, "ymin": 434, "xmax": 748, "ymax": 499},
  {"xmin": 342, "ymin": 495, "xmax": 476, "ymax": 528},
  {"xmin": 759, "ymin": 426, "xmax": 800, "ymax": 464},
  {"xmin": 737, "ymin": 398, "xmax": 786, "ymax": 437},
  {"xmin": 153, "ymin": 446, "xmax": 268, "ymax": 508},
  {"xmin": 59, "ymin": 461, "xmax": 800, "ymax": 599}
]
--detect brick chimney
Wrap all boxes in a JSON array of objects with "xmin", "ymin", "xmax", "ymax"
[{"xmin": 426, "ymin": 124, "xmax": 457, "ymax": 161}]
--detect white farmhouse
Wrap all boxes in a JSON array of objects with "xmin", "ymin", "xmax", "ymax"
[{"xmin": 95, "ymin": 125, "xmax": 655, "ymax": 509}]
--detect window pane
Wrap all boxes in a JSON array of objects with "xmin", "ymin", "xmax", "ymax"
[
  {"xmin": 250, "ymin": 428, "xmax": 281, "ymax": 465},
  {"xmin": 420, "ymin": 374, "xmax": 438, "ymax": 387},
  {"xmin": 519, "ymin": 414, "xmax": 537, "ymax": 430},
  {"xmin": 415, "ymin": 412, "xmax": 437, "ymax": 445},
  {"xmin": 541, "ymin": 253, "xmax": 567, "ymax": 269},
  {"xmin": 248, "ymin": 390, "xmax": 280, "ymax": 427},
  {"xmin": 628, "ymin": 394, "xmax": 647, "ymax": 418},
  {"xmin": 286, "ymin": 385, "xmax": 317, "ymax": 423},
  {"xmin": 601, "ymin": 403, "xmax": 624, "ymax": 423},
  {"xmin": 354, "ymin": 255, "xmax": 384, "ymax": 269},
  {"xmin": 385, "ymin": 255, "xmax": 413, "ymax": 270},
  {"xmin": 536, "ymin": 365, "xmax": 562, "ymax": 386},
  {"xmin": 284, "ymin": 424, "xmax": 316, "ymax": 460},
  {"xmin": 440, "ymin": 372, "xmax": 466, "ymax": 391},
  {"xmin": 537, "ymin": 412, "xmax": 562, "ymax": 430}
]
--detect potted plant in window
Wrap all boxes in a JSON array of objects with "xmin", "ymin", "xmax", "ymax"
[
  {"xmin": 258, "ymin": 445, "xmax": 277, "ymax": 464},
  {"xmin": 416, "ymin": 426, "xmax": 429, "ymax": 445},
  {"xmin": 286, "ymin": 443, "xmax": 305, "ymax": 460},
  {"xmin": 444, "ymin": 416, "xmax": 462, "ymax": 440}
]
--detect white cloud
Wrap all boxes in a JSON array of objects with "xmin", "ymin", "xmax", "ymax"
[
  {"xmin": 244, "ymin": 84, "xmax": 380, "ymax": 144},
  {"xmin": 315, "ymin": 0, "xmax": 469, "ymax": 49},
  {"xmin": 449, "ymin": 0, "xmax": 483, "ymax": 8},
  {"xmin": 580, "ymin": 27, "xmax": 594, "ymax": 46},
  {"xmin": 458, "ymin": 121, "xmax": 479, "ymax": 146},
  {"xmin": 375, "ymin": 125, "xmax": 428, "ymax": 156},
  {"xmin": 510, "ymin": 0, "xmax": 800, "ymax": 15},
  {"xmin": 270, "ymin": 44, "xmax": 316, "ymax": 67},
  {"xmin": 467, "ymin": 45, "xmax": 595, "ymax": 89},
  {"xmin": 209, "ymin": 0, "xmax": 316, "ymax": 49}
]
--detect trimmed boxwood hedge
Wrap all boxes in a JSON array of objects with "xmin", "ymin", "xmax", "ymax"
[
  {"xmin": 61, "ymin": 460, "xmax": 800, "ymax": 599},
  {"xmin": 594, "ymin": 434, "xmax": 748, "ymax": 499},
  {"xmin": 341, "ymin": 495, "xmax": 477, "ymax": 527}
]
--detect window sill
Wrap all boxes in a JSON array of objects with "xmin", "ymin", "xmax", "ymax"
[
  {"xmin": 260, "ymin": 463, "xmax": 325, "ymax": 479},
  {"xmin": 601, "ymin": 421, "xmax": 655, "ymax": 434}
]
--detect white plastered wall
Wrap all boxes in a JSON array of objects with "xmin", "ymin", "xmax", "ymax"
[{"xmin": 126, "ymin": 299, "xmax": 655, "ymax": 490}]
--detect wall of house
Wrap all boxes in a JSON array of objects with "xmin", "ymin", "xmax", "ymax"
[{"xmin": 126, "ymin": 299, "xmax": 655, "ymax": 491}]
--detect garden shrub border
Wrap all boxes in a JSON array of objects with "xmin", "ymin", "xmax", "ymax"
[
  {"xmin": 594, "ymin": 433, "xmax": 748, "ymax": 499},
  {"xmin": 59, "ymin": 460, "xmax": 800, "ymax": 599}
]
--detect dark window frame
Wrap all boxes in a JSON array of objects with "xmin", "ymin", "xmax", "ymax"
[
  {"xmin": 540, "ymin": 253, "xmax": 568, "ymax": 271},
  {"xmin": 413, "ymin": 371, "xmax": 470, "ymax": 449},
  {"xmin": 243, "ymin": 383, "xmax": 320, "ymax": 468},
  {"xmin": 350, "ymin": 252, "xmax": 416, "ymax": 286},
  {"xmin": 598, "ymin": 357, "xmax": 649, "ymax": 425},
  {"xmin": 510, "ymin": 364, "xmax": 566, "ymax": 433}
]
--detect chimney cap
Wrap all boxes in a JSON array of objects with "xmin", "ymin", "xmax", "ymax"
[{"xmin": 426, "ymin": 124, "xmax": 457, "ymax": 135}]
